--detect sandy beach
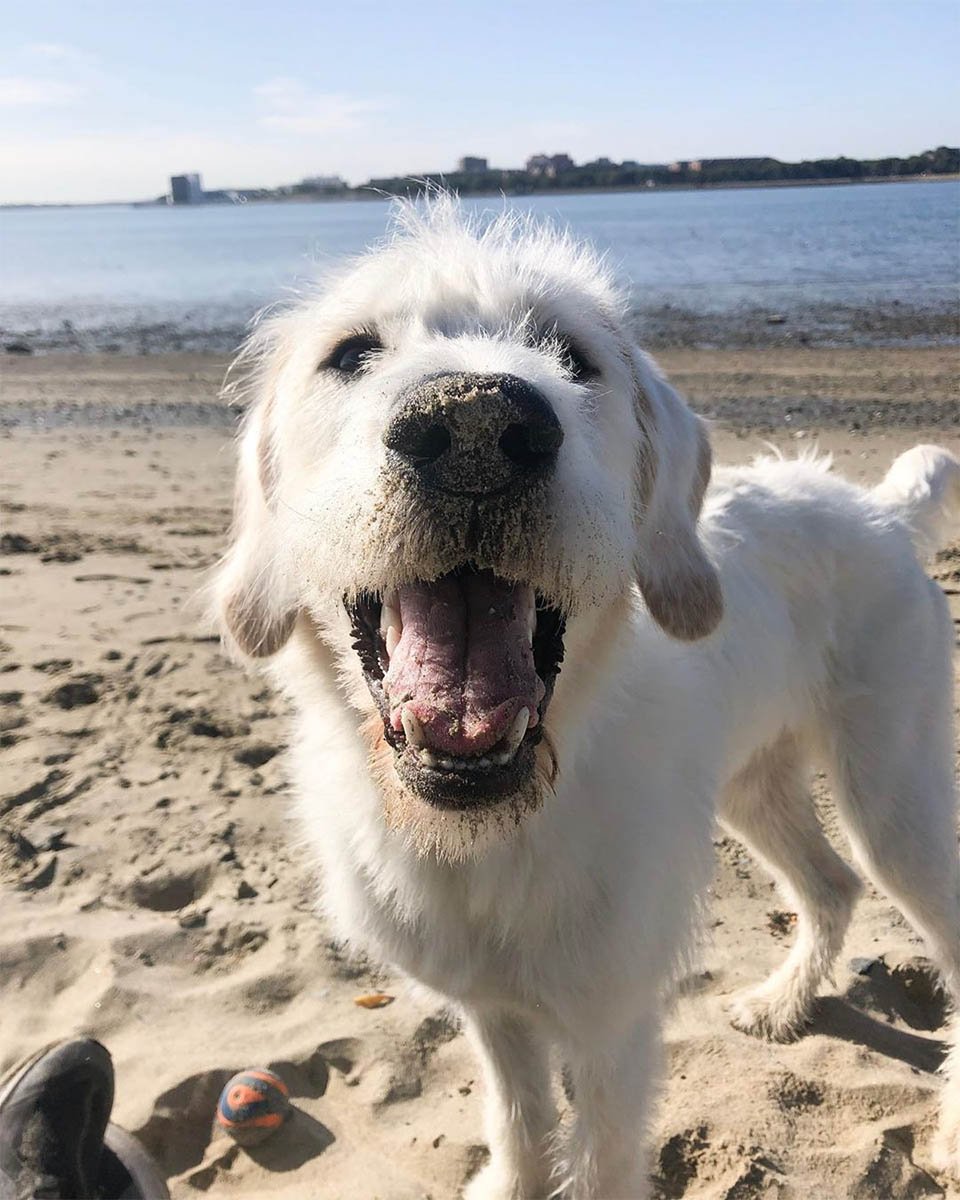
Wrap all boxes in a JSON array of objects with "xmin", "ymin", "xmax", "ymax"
[{"xmin": 1, "ymin": 348, "xmax": 959, "ymax": 1199}]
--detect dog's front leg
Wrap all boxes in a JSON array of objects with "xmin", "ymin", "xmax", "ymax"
[
  {"xmin": 463, "ymin": 1008, "xmax": 557, "ymax": 1200},
  {"xmin": 557, "ymin": 1014, "xmax": 660, "ymax": 1199}
]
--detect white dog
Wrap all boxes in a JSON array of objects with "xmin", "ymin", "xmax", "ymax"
[{"xmin": 214, "ymin": 198, "xmax": 960, "ymax": 1198}]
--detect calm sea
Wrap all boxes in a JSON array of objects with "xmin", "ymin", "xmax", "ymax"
[{"xmin": 1, "ymin": 181, "xmax": 957, "ymax": 352}]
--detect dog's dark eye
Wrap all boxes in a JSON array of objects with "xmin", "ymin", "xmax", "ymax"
[
  {"xmin": 556, "ymin": 334, "xmax": 598, "ymax": 382},
  {"xmin": 324, "ymin": 332, "xmax": 382, "ymax": 375}
]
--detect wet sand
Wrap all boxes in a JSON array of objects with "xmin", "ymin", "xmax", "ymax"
[
  {"xmin": 3, "ymin": 292, "xmax": 956, "ymax": 356},
  {"xmin": 2, "ymin": 344, "xmax": 958, "ymax": 430}
]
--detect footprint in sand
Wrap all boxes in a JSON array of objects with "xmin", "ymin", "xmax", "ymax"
[
  {"xmin": 126, "ymin": 863, "xmax": 213, "ymax": 913},
  {"xmin": 42, "ymin": 674, "xmax": 103, "ymax": 709}
]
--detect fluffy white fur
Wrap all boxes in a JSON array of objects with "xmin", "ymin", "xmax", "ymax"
[{"xmin": 215, "ymin": 198, "xmax": 960, "ymax": 1198}]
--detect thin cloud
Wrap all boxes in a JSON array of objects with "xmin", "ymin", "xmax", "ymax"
[
  {"xmin": 0, "ymin": 76, "xmax": 83, "ymax": 106},
  {"xmin": 254, "ymin": 77, "xmax": 387, "ymax": 135}
]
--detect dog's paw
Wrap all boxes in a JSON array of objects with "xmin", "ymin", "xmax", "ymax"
[
  {"xmin": 929, "ymin": 1127, "xmax": 960, "ymax": 1184},
  {"xmin": 930, "ymin": 1090, "xmax": 960, "ymax": 1185},
  {"xmin": 463, "ymin": 1162, "xmax": 543, "ymax": 1200},
  {"xmin": 728, "ymin": 984, "xmax": 808, "ymax": 1043}
]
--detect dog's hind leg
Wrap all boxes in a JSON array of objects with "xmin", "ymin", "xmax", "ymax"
[
  {"xmin": 819, "ymin": 596, "xmax": 960, "ymax": 1176},
  {"xmin": 721, "ymin": 731, "xmax": 862, "ymax": 1041}
]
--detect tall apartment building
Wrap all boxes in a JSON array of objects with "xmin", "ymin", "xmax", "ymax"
[{"xmin": 170, "ymin": 173, "xmax": 204, "ymax": 205}]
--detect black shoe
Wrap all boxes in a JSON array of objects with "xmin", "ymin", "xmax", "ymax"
[
  {"xmin": 0, "ymin": 1039, "xmax": 168, "ymax": 1200},
  {"xmin": 0, "ymin": 1038, "xmax": 113, "ymax": 1200}
]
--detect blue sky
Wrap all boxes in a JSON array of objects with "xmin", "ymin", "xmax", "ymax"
[{"xmin": 1, "ymin": 0, "xmax": 957, "ymax": 204}]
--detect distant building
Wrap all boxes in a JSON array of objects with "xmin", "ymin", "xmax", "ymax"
[
  {"xmin": 170, "ymin": 173, "xmax": 204, "ymax": 204},
  {"xmin": 525, "ymin": 153, "xmax": 575, "ymax": 178},
  {"xmin": 458, "ymin": 156, "xmax": 488, "ymax": 174}
]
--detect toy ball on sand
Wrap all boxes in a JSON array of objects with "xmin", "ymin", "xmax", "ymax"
[{"xmin": 215, "ymin": 1068, "xmax": 291, "ymax": 1146}]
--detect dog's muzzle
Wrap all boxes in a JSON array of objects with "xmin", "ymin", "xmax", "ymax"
[
  {"xmin": 355, "ymin": 372, "xmax": 567, "ymax": 809},
  {"xmin": 383, "ymin": 372, "xmax": 563, "ymax": 499}
]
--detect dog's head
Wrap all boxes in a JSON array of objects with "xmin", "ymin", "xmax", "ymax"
[{"xmin": 214, "ymin": 198, "xmax": 721, "ymax": 856}]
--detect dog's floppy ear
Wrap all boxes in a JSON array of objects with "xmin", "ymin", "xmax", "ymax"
[
  {"xmin": 214, "ymin": 339, "xmax": 298, "ymax": 658},
  {"xmin": 631, "ymin": 354, "xmax": 723, "ymax": 641}
]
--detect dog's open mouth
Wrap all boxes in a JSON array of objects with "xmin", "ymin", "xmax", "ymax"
[{"xmin": 347, "ymin": 565, "xmax": 565, "ymax": 808}]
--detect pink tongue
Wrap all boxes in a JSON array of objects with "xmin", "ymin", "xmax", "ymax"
[{"xmin": 385, "ymin": 571, "xmax": 544, "ymax": 756}]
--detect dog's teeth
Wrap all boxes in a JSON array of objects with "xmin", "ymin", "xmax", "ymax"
[
  {"xmin": 503, "ymin": 707, "xmax": 530, "ymax": 757},
  {"xmin": 413, "ymin": 750, "xmax": 520, "ymax": 773},
  {"xmin": 381, "ymin": 596, "xmax": 401, "ymax": 659},
  {"xmin": 401, "ymin": 705, "xmax": 425, "ymax": 749},
  {"xmin": 380, "ymin": 592, "xmax": 399, "ymax": 624}
]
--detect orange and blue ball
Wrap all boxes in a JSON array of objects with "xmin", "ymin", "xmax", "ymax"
[{"xmin": 215, "ymin": 1068, "xmax": 291, "ymax": 1146}]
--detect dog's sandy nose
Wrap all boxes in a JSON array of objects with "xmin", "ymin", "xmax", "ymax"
[{"xmin": 383, "ymin": 371, "xmax": 563, "ymax": 497}]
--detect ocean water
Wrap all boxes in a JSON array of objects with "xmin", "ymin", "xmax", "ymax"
[{"xmin": 1, "ymin": 181, "xmax": 957, "ymax": 352}]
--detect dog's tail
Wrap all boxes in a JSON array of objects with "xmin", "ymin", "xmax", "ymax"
[{"xmin": 872, "ymin": 444, "xmax": 960, "ymax": 559}]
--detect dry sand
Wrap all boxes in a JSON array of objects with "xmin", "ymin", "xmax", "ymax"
[{"xmin": 1, "ymin": 350, "xmax": 959, "ymax": 1199}]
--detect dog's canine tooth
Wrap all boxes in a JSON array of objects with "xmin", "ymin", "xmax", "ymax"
[
  {"xmin": 380, "ymin": 593, "xmax": 399, "ymax": 627},
  {"xmin": 419, "ymin": 748, "xmax": 438, "ymax": 768},
  {"xmin": 381, "ymin": 595, "xmax": 401, "ymax": 659},
  {"xmin": 401, "ymin": 705, "xmax": 426, "ymax": 749},
  {"xmin": 504, "ymin": 707, "xmax": 530, "ymax": 757}
]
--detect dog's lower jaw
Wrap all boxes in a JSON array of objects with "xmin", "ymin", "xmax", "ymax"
[{"xmin": 367, "ymin": 733, "xmax": 548, "ymax": 864}]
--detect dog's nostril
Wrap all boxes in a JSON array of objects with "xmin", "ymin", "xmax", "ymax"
[
  {"xmin": 390, "ymin": 421, "xmax": 451, "ymax": 467},
  {"xmin": 410, "ymin": 423, "xmax": 451, "ymax": 466},
  {"xmin": 499, "ymin": 422, "xmax": 563, "ymax": 471}
]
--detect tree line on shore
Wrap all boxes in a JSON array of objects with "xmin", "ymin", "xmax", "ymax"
[{"xmin": 295, "ymin": 146, "xmax": 958, "ymax": 199}]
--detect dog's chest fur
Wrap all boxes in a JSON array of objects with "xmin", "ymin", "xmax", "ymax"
[{"xmin": 341, "ymin": 825, "xmax": 601, "ymax": 1013}]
